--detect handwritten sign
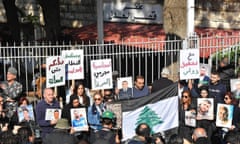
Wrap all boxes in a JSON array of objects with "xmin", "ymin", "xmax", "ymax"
[
  {"xmin": 90, "ymin": 59, "xmax": 113, "ymax": 90},
  {"xmin": 61, "ymin": 49, "xmax": 84, "ymax": 80},
  {"xmin": 103, "ymin": 2, "xmax": 163, "ymax": 24},
  {"xmin": 180, "ymin": 49, "xmax": 200, "ymax": 80},
  {"xmin": 46, "ymin": 56, "xmax": 65, "ymax": 88}
]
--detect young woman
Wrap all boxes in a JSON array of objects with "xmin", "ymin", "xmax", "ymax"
[
  {"xmin": 72, "ymin": 83, "xmax": 90, "ymax": 107},
  {"xmin": 178, "ymin": 90, "xmax": 195, "ymax": 142},
  {"xmin": 213, "ymin": 92, "xmax": 240, "ymax": 144},
  {"xmin": 223, "ymin": 92, "xmax": 240, "ymax": 131},
  {"xmin": 87, "ymin": 92, "xmax": 105, "ymax": 131}
]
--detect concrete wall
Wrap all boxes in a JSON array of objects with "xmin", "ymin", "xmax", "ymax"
[
  {"xmin": 60, "ymin": 0, "xmax": 96, "ymax": 27},
  {"xmin": 0, "ymin": 0, "xmax": 239, "ymax": 29},
  {"xmin": 195, "ymin": 1, "xmax": 240, "ymax": 29}
]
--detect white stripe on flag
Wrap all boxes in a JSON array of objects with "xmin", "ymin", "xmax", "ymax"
[{"xmin": 122, "ymin": 96, "xmax": 179, "ymax": 141}]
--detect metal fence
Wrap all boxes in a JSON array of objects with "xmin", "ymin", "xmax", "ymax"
[{"xmin": 0, "ymin": 33, "xmax": 239, "ymax": 95}]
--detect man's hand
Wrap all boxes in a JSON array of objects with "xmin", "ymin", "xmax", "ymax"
[
  {"xmin": 69, "ymin": 127, "xmax": 75, "ymax": 134},
  {"xmin": 50, "ymin": 119, "xmax": 58, "ymax": 125},
  {"xmin": 6, "ymin": 97, "xmax": 14, "ymax": 102},
  {"xmin": 155, "ymin": 137, "xmax": 164, "ymax": 144}
]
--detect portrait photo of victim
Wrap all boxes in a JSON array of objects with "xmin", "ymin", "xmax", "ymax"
[
  {"xmin": 216, "ymin": 104, "xmax": 233, "ymax": 128},
  {"xmin": 197, "ymin": 98, "xmax": 214, "ymax": 120}
]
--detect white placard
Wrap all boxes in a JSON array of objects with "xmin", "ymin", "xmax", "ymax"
[
  {"xmin": 180, "ymin": 49, "xmax": 200, "ymax": 80},
  {"xmin": 90, "ymin": 59, "xmax": 113, "ymax": 90},
  {"xmin": 61, "ymin": 49, "xmax": 84, "ymax": 80},
  {"xmin": 46, "ymin": 56, "xmax": 65, "ymax": 88}
]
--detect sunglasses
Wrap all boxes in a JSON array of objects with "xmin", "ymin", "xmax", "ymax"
[
  {"xmin": 224, "ymin": 97, "xmax": 230, "ymax": 100},
  {"xmin": 182, "ymin": 95, "xmax": 189, "ymax": 98},
  {"xmin": 94, "ymin": 98, "xmax": 101, "ymax": 101}
]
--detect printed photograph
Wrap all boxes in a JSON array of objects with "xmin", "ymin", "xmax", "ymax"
[
  {"xmin": 197, "ymin": 98, "xmax": 214, "ymax": 120},
  {"xmin": 45, "ymin": 108, "xmax": 62, "ymax": 120},
  {"xmin": 71, "ymin": 108, "xmax": 88, "ymax": 131},
  {"xmin": 117, "ymin": 77, "xmax": 133, "ymax": 100},
  {"xmin": 216, "ymin": 104, "xmax": 233, "ymax": 128},
  {"xmin": 17, "ymin": 104, "xmax": 35, "ymax": 123},
  {"xmin": 230, "ymin": 79, "xmax": 240, "ymax": 99},
  {"xmin": 185, "ymin": 110, "xmax": 196, "ymax": 127}
]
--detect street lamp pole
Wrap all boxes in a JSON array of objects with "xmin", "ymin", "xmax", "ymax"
[
  {"xmin": 187, "ymin": 0, "xmax": 195, "ymax": 37},
  {"xmin": 97, "ymin": 0, "xmax": 104, "ymax": 44}
]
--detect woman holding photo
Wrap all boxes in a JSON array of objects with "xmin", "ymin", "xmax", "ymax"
[
  {"xmin": 196, "ymin": 86, "xmax": 215, "ymax": 143},
  {"xmin": 179, "ymin": 90, "xmax": 195, "ymax": 142},
  {"xmin": 213, "ymin": 92, "xmax": 240, "ymax": 144},
  {"xmin": 222, "ymin": 92, "xmax": 240, "ymax": 131},
  {"xmin": 62, "ymin": 95, "xmax": 83, "ymax": 125}
]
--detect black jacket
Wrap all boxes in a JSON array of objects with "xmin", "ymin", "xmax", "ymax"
[
  {"xmin": 43, "ymin": 129, "xmax": 79, "ymax": 144},
  {"xmin": 195, "ymin": 137, "xmax": 210, "ymax": 144}
]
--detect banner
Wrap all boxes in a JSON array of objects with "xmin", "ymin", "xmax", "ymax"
[
  {"xmin": 112, "ymin": 82, "xmax": 178, "ymax": 140},
  {"xmin": 90, "ymin": 59, "xmax": 113, "ymax": 90},
  {"xmin": 46, "ymin": 56, "xmax": 65, "ymax": 88},
  {"xmin": 61, "ymin": 49, "xmax": 84, "ymax": 80},
  {"xmin": 180, "ymin": 49, "xmax": 200, "ymax": 80}
]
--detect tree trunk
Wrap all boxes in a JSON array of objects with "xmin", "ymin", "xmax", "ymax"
[
  {"xmin": 38, "ymin": 0, "xmax": 61, "ymax": 41},
  {"xmin": 2, "ymin": 0, "xmax": 20, "ymax": 43},
  {"xmin": 163, "ymin": 0, "xmax": 187, "ymax": 39}
]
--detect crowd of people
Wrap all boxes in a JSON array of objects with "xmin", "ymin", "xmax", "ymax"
[{"xmin": 0, "ymin": 56, "xmax": 240, "ymax": 144}]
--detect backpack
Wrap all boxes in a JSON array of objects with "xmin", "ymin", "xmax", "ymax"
[{"xmin": 92, "ymin": 131, "xmax": 113, "ymax": 144}]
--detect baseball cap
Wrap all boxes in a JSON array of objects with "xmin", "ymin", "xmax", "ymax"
[
  {"xmin": 55, "ymin": 118, "xmax": 70, "ymax": 129},
  {"xmin": 8, "ymin": 67, "xmax": 17, "ymax": 76},
  {"xmin": 101, "ymin": 110, "xmax": 115, "ymax": 119}
]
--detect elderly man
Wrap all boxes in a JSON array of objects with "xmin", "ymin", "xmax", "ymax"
[
  {"xmin": 35, "ymin": 88, "xmax": 60, "ymax": 138},
  {"xmin": 1, "ymin": 67, "xmax": 23, "ymax": 101},
  {"xmin": 151, "ymin": 67, "xmax": 173, "ymax": 93},
  {"xmin": 0, "ymin": 67, "xmax": 23, "ymax": 118},
  {"xmin": 192, "ymin": 127, "xmax": 210, "ymax": 144}
]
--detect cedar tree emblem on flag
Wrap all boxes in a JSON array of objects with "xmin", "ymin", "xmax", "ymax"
[{"xmin": 135, "ymin": 106, "xmax": 163, "ymax": 133}]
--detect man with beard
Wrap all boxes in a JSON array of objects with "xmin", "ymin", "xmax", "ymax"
[
  {"xmin": 209, "ymin": 71, "xmax": 226, "ymax": 105},
  {"xmin": 133, "ymin": 75, "xmax": 149, "ymax": 98}
]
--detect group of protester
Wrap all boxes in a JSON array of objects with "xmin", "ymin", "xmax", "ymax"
[{"xmin": 0, "ymin": 56, "xmax": 239, "ymax": 144}]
